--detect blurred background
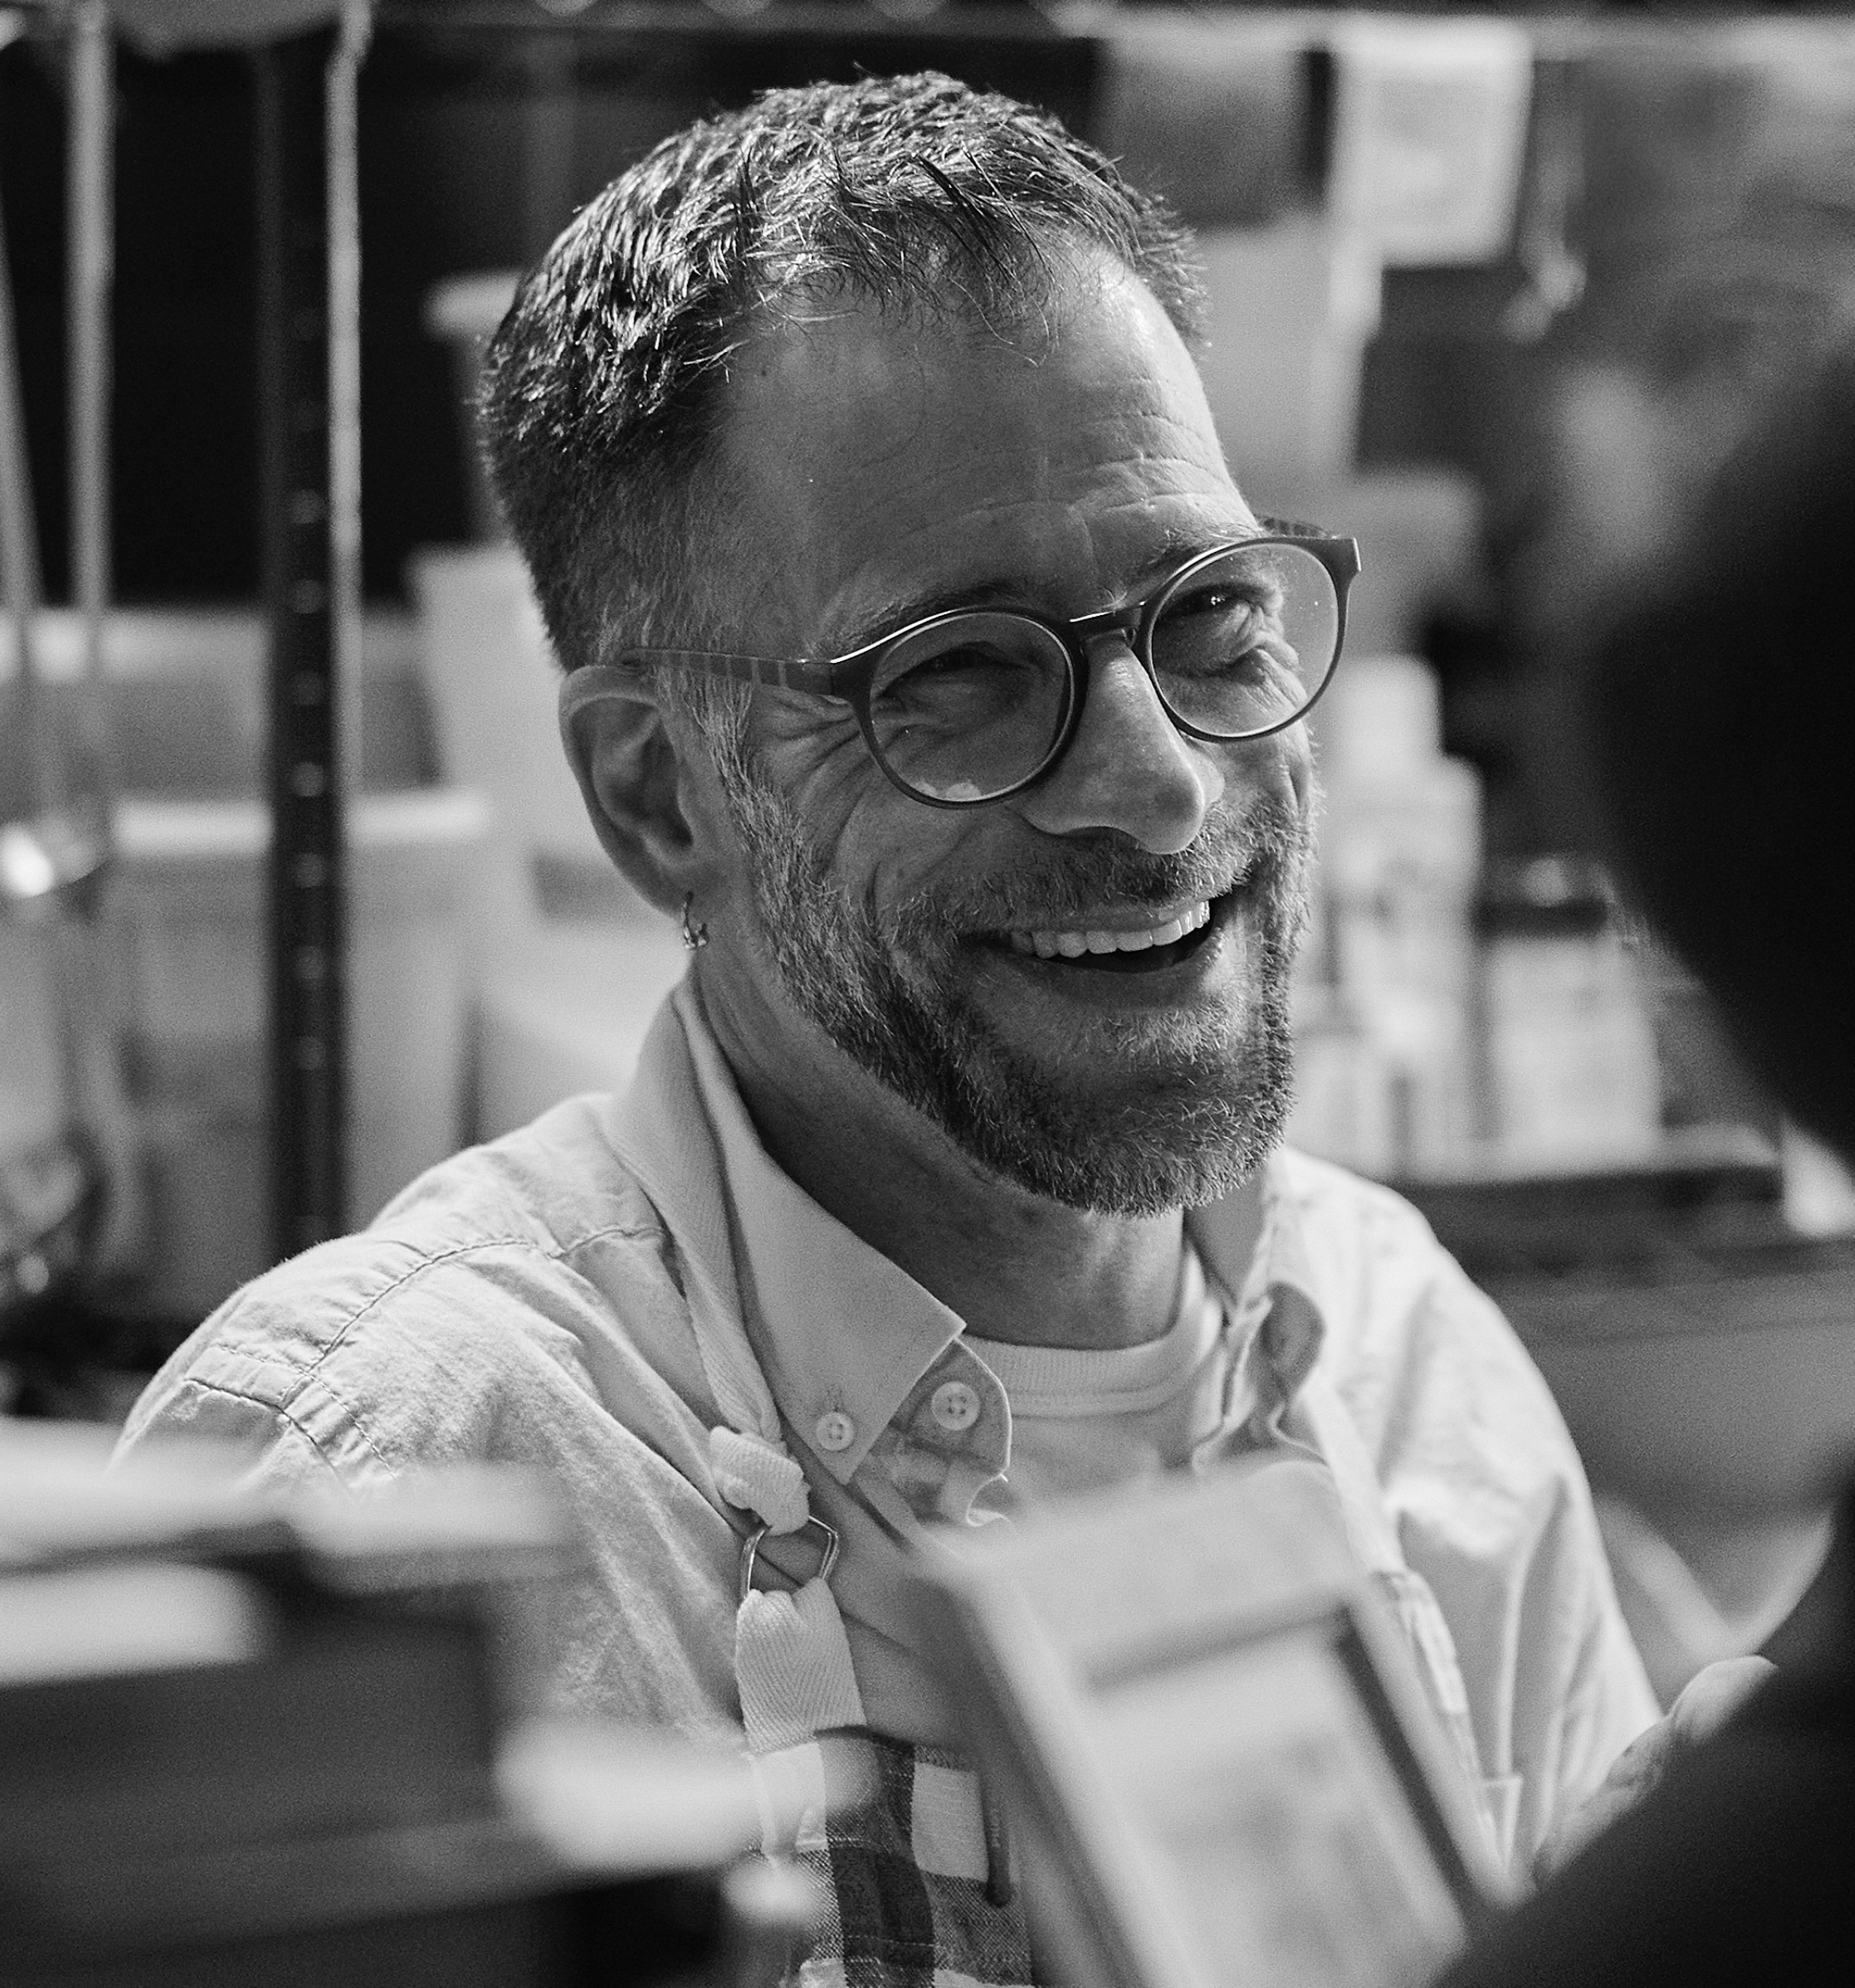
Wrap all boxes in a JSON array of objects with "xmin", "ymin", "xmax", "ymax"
[{"xmin": 7, "ymin": 0, "xmax": 1855, "ymax": 1706}]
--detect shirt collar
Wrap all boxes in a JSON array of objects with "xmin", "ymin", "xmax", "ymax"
[
  {"xmin": 661, "ymin": 978, "xmax": 968, "ymax": 1485},
  {"xmin": 1189, "ymin": 1173, "xmax": 1328, "ymax": 1424}
]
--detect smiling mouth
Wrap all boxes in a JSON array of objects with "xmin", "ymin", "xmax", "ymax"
[{"xmin": 989, "ymin": 892, "xmax": 1230, "ymax": 974}]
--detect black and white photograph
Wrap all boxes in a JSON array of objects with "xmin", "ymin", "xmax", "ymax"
[{"xmin": 3, "ymin": 3, "xmax": 1853, "ymax": 1983}]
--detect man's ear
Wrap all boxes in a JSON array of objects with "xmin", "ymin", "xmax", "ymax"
[{"xmin": 558, "ymin": 664, "xmax": 707, "ymax": 916}]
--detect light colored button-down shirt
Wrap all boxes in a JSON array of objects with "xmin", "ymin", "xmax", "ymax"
[{"xmin": 118, "ymin": 976, "xmax": 1656, "ymax": 1871}]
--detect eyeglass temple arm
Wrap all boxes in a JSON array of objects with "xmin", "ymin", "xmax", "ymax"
[{"xmin": 615, "ymin": 649, "xmax": 840, "ymax": 696}]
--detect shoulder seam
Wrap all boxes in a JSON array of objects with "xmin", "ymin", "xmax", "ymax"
[
  {"xmin": 291, "ymin": 1367, "xmax": 395, "ymax": 1475},
  {"xmin": 303, "ymin": 1223, "xmax": 664, "ymax": 1372},
  {"xmin": 167, "ymin": 1374, "xmax": 352, "ymax": 1478}
]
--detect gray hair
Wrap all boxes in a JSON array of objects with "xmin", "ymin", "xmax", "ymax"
[{"xmin": 478, "ymin": 72, "xmax": 1204, "ymax": 734}]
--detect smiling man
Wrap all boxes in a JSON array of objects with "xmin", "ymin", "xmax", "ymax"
[{"xmin": 120, "ymin": 74, "xmax": 1655, "ymax": 1985}]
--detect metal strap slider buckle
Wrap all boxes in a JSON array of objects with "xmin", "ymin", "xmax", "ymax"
[{"xmin": 739, "ymin": 1516, "xmax": 842, "ymax": 1603}]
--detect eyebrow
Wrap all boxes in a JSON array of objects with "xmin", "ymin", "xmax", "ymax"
[
  {"xmin": 819, "ymin": 522, "xmax": 1255, "ymax": 660},
  {"xmin": 824, "ymin": 575, "xmax": 1033, "ymax": 657}
]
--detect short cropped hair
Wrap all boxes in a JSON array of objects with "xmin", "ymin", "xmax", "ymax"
[{"xmin": 478, "ymin": 72, "xmax": 1204, "ymax": 693}]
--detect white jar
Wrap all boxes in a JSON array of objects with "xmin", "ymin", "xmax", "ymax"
[{"xmin": 1478, "ymin": 857, "xmax": 1661, "ymax": 1170}]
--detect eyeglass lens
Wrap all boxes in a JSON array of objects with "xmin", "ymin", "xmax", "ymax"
[{"xmin": 864, "ymin": 542, "xmax": 1340, "ymax": 805}]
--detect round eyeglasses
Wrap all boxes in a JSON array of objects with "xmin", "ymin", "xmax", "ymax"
[{"xmin": 569, "ymin": 532, "xmax": 1361, "ymax": 810}]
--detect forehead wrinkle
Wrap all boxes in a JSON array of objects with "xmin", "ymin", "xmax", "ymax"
[
  {"xmin": 817, "ymin": 447, "xmax": 1254, "ymax": 657},
  {"xmin": 818, "ymin": 360, "xmax": 1213, "ymax": 517},
  {"xmin": 820, "ymin": 572, "xmax": 1035, "ymax": 656},
  {"xmin": 818, "ymin": 431, "xmax": 1244, "ymax": 634}
]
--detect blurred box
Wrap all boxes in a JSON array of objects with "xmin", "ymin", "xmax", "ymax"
[
  {"xmin": 0, "ymin": 1426, "xmax": 792, "ymax": 1988},
  {"xmin": 410, "ymin": 548, "xmax": 688, "ymax": 1141},
  {"xmin": 1194, "ymin": 214, "xmax": 1384, "ymax": 517},
  {"xmin": 115, "ymin": 789, "xmax": 488, "ymax": 1318},
  {"xmin": 0, "ymin": 608, "xmax": 440, "ymax": 798}
]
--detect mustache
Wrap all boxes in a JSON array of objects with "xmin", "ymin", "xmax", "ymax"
[{"xmin": 883, "ymin": 800, "xmax": 1312, "ymax": 944}]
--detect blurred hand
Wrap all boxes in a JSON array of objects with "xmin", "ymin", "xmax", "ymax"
[{"xmin": 1532, "ymin": 1656, "xmax": 1775, "ymax": 1883}]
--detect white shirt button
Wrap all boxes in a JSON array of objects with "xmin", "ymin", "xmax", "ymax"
[
  {"xmin": 930, "ymin": 1380, "xmax": 982, "ymax": 1433},
  {"xmin": 814, "ymin": 1410, "xmax": 857, "ymax": 1453}
]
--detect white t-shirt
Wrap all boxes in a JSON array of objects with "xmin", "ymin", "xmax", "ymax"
[{"xmin": 969, "ymin": 1245, "xmax": 1238, "ymax": 1510}]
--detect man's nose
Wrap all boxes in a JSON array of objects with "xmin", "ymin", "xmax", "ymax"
[{"xmin": 1016, "ymin": 632, "xmax": 1224, "ymax": 853}]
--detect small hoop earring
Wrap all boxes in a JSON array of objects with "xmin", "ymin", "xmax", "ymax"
[{"xmin": 680, "ymin": 892, "xmax": 709, "ymax": 952}]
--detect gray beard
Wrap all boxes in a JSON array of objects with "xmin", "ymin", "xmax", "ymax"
[{"xmin": 711, "ymin": 744, "xmax": 1309, "ymax": 1217}]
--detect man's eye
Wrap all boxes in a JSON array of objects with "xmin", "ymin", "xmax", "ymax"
[
  {"xmin": 907, "ymin": 647, "xmax": 995, "ymax": 677},
  {"xmin": 1169, "ymin": 583, "xmax": 1279, "ymax": 621},
  {"xmin": 876, "ymin": 646, "xmax": 1036, "ymax": 705}
]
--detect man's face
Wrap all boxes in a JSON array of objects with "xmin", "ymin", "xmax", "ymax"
[{"xmin": 696, "ymin": 252, "xmax": 1316, "ymax": 1214}]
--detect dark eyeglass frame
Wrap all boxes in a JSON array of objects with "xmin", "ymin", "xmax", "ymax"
[{"xmin": 597, "ymin": 530, "xmax": 1362, "ymax": 810}]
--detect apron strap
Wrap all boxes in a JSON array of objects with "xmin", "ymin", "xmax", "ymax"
[
  {"xmin": 711, "ymin": 1425, "xmax": 871, "ymax": 1850},
  {"xmin": 1289, "ymin": 1371, "xmax": 1501, "ymax": 1853}
]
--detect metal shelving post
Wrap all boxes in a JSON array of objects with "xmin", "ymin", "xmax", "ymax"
[{"xmin": 253, "ymin": 4, "xmax": 370, "ymax": 1263}]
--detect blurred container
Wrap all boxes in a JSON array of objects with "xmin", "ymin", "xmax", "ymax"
[
  {"xmin": 1324, "ymin": 469, "xmax": 1482, "ymax": 658},
  {"xmin": 0, "ymin": 608, "xmax": 440, "ymax": 797},
  {"xmin": 1194, "ymin": 214, "xmax": 1383, "ymax": 516},
  {"xmin": 1293, "ymin": 653, "xmax": 1482, "ymax": 1175},
  {"xmin": 1782, "ymin": 1120, "xmax": 1855, "ymax": 1238},
  {"xmin": 1287, "ymin": 981, "xmax": 1397, "ymax": 1176},
  {"xmin": 410, "ymin": 547, "xmax": 688, "ymax": 1144},
  {"xmin": 408, "ymin": 544, "xmax": 638, "ymax": 946},
  {"xmin": 1476, "ymin": 854, "xmax": 1661, "ymax": 1170},
  {"xmin": 1632, "ymin": 935, "xmax": 1781, "ymax": 1142},
  {"xmin": 0, "ymin": 920, "xmax": 63, "ymax": 1164},
  {"xmin": 424, "ymin": 271, "xmax": 520, "ymax": 545},
  {"xmin": 117, "ymin": 788, "xmax": 488, "ymax": 1320},
  {"xmin": 1327, "ymin": 17, "xmax": 1534, "ymax": 269}
]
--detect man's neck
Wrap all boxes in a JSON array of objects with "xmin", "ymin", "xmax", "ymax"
[{"xmin": 703, "ymin": 980, "xmax": 1261, "ymax": 1353}]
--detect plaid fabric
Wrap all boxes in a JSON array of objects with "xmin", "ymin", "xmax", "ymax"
[{"xmin": 765, "ymin": 1730, "xmax": 1037, "ymax": 1988}]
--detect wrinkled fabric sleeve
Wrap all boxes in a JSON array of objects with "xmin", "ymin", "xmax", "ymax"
[
  {"xmin": 118, "ymin": 1369, "xmax": 349, "ymax": 1492},
  {"xmin": 113, "ymin": 1229, "xmax": 746, "ymax": 1745},
  {"xmin": 1370, "ymin": 1244, "xmax": 1659, "ymax": 1866}
]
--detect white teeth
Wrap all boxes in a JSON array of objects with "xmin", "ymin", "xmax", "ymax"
[{"xmin": 1008, "ymin": 900, "xmax": 1213, "ymax": 960}]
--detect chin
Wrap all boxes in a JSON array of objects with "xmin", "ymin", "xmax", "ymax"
[
  {"xmin": 881, "ymin": 972, "xmax": 1298, "ymax": 1216},
  {"xmin": 959, "ymin": 1083, "xmax": 1291, "ymax": 1217}
]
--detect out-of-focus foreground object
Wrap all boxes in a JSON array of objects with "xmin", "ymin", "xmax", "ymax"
[
  {"xmin": 0, "ymin": 1419, "xmax": 814, "ymax": 1986},
  {"xmin": 911, "ymin": 1456, "xmax": 1509, "ymax": 1988}
]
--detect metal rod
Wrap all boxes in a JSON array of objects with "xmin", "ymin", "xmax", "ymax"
[
  {"xmin": 328, "ymin": 3, "xmax": 369, "ymax": 830},
  {"xmin": 0, "ymin": 176, "xmax": 48, "ymax": 822},
  {"xmin": 67, "ymin": 0, "xmax": 114, "ymax": 806},
  {"xmin": 256, "ymin": 24, "xmax": 352, "ymax": 1261}
]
